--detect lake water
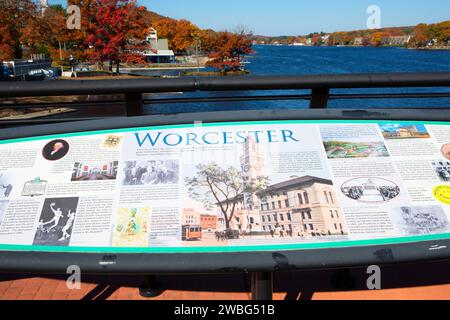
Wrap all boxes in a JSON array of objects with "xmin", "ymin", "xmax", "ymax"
[{"xmin": 144, "ymin": 45, "xmax": 450, "ymax": 114}]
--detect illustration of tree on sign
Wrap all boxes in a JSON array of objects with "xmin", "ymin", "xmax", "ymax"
[{"xmin": 185, "ymin": 163, "xmax": 269, "ymax": 232}]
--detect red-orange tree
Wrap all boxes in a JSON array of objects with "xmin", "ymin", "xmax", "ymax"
[
  {"xmin": 206, "ymin": 30, "xmax": 253, "ymax": 74},
  {"xmin": 84, "ymin": 0, "xmax": 147, "ymax": 72},
  {"xmin": 0, "ymin": 0, "xmax": 36, "ymax": 60}
]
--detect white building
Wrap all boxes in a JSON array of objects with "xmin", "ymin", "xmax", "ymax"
[
  {"xmin": 40, "ymin": 0, "xmax": 49, "ymax": 15},
  {"xmin": 143, "ymin": 28, "xmax": 175, "ymax": 63},
  {"xmin": 321, "ymin": 35, "xmax": 330, "ymax": 45},
  {"xmin": 383, "ymin": 35, "xmax": 412, "ymax": 46},
  {"xmin": 354, "ymin": 37, "xmax": 364, "ymax": 46}
]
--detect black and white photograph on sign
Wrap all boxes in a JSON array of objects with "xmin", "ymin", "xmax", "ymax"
[
  {"xmin": 42, "ymin": 139, "xmax": 70, "ymax": 161},
  {"xmin": 0, "ymin": 172, "xmax": 14, "ymax": 199},
  {"xmin": 122, "ymin": 160, "xmax": 179, "ymax": 186},
  {"xmin": 341, "ymin": 177, "xmax": 401, "ymax": 203},
  {"xmin": 432, "ymin": 161, "xmax": 450, "ymax": 182},
  {"xmin": 441, "ymin": 144, "xmax": 450, "ymax": 161},
  {"xmin": 0, "ymin": 201, "xmax": 8, "ymax": 226},
  {"xmin": 33, "ymin": 197, "xmax": 79, "ymax": 247},
  {"xmin": 392, "ymin": 206, "xmax": 450, "ymax": 236},
  {"xmin": 71, "ymin": 161, "xmax": 119, "ymax": 181}
]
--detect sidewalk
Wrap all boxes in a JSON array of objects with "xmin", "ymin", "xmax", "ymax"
[{"xmin": 1, "ymin": 260, "xmax": 450, "ymax": 300}]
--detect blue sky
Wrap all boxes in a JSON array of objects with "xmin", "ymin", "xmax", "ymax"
[{"xmin": 52, "ymin": 0, "xmax": 450, "ymax": 36}]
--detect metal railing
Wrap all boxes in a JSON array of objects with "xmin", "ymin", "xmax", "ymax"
[{"xmin": 1, "ymin": 72, "xmax": 450, "ymax": 125}]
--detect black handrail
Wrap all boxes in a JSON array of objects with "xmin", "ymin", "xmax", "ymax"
[
  {"xmin": 2, "ymin": 72, "xmax": 450, "ymax": 96},
  {"xmin": 1, "ymin": 72, "xmax": 450, "ymax": 118}
]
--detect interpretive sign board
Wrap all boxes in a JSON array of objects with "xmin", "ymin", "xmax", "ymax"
[{"xmin": 0, "ymin": 119, "xmax": 450, "ymax": 255}]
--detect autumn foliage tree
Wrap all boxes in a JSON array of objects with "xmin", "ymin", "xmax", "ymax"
[
  {"xmin": 199, "ymin": 29, "xmax": 221, "ymax": 53},
  {"xmin": 370, "ymin": 31, "xmax": 388, "ymax": 46},
  {"xmin": 151, "ymin": 18, "xmax": 200, "ymax": 54},
  {"xmin": 83, "ymin": 0, "xmax": 147, "ymax": 72},
  {"xmin": 410, "ymin": 23, "xmax": 430, "ymax": 47},
  {"xmin": 206, "ymin": 28, "xmax": 254, "ymax": 74},
  {"xmin": 0, "ymin": 0, "xmax": 36, "ymax": 60}
]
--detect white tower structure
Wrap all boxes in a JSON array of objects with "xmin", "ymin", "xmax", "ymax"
[
  {"xmin": 40, "ymin": 0, "xmax": 49, "ymax": 16},
  {"xmin": 146, "ymin": 28, "xmax": 158, "ymax": 42},
  {"xmin": 239, "ymin": 137, "xmax": 266, "ymax": 232}
]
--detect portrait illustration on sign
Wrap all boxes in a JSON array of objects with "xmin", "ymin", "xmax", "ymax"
[{"xmin": 42, "ymin": 139, "xmax": 70, "ymax": 161}]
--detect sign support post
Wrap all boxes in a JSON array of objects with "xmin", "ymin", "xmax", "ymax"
[
  {"xmin": 139, "ymin": 275, "xmax": 165, "ymax": 298},
  {"xmin": 251, "ymin": 272, "xmax": 273, "ymax": 300}
]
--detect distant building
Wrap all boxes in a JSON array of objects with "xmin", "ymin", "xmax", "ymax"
[
  {"xmin": 382, "ymin": 36, "xmax": 412, "ymax": 46},
  {"xmin": 143, "ymin": 27, "xmax": 175, "ymax": 63},
  {"xmin": 354, "ymin": 37, "xmax": 364, "ymax": 46},
  {"xmin": 40, "ymin": 0, "xmax": 49, "ymax": 15},
  {"xmin": 321, "ymin": 35, "xmax": 330, "ymax": 45},
  {"xmin": 305, "ymin": 38, "xmax": 313, "ymax": 46}
]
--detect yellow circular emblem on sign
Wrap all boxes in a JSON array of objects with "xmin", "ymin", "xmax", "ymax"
[{"xmin": 433, "ymin": 185, "xmax": 450, "ymax": 205}]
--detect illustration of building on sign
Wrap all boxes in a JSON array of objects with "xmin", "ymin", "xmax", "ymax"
[
  {"xmin": 257, "ymin": 176, "xmax": 346, "ymax": 236},
  {"xmin": 215, "ymin": 136, "xmax": 347, "ymax": 236}
]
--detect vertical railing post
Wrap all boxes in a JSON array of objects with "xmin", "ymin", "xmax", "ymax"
[
  {"xmin": 310, "ymin": 87, "xmax": 330, "ymax": 108},
  {"xmin": 251, "ymin": 272, "xmax": 273, "ymax": 300},
  {"xmin": 125, "ymin": 92, "xmax": 143, "ymax": 116}
]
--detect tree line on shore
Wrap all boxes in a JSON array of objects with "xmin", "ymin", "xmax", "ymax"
[
  {"xmin": 253, "ymin": 21, "xmax": 450, "ymax": 48},
  {"xmin": 0, "ymin": 0, "xmax": 253, "ymax": 73}
]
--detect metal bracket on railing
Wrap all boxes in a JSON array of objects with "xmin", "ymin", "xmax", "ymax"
[
  {"xmin": 125, "ymin": 93, "xmax": 144, "ymax": 116},
  {"xmin": 310, "ymin": 88, "xmax": 330, "ymax": 108}
]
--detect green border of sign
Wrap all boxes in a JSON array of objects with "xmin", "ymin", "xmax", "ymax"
[{"xmin": 1, "ymin": 119, "xmax": 449, "ymax": 254}]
